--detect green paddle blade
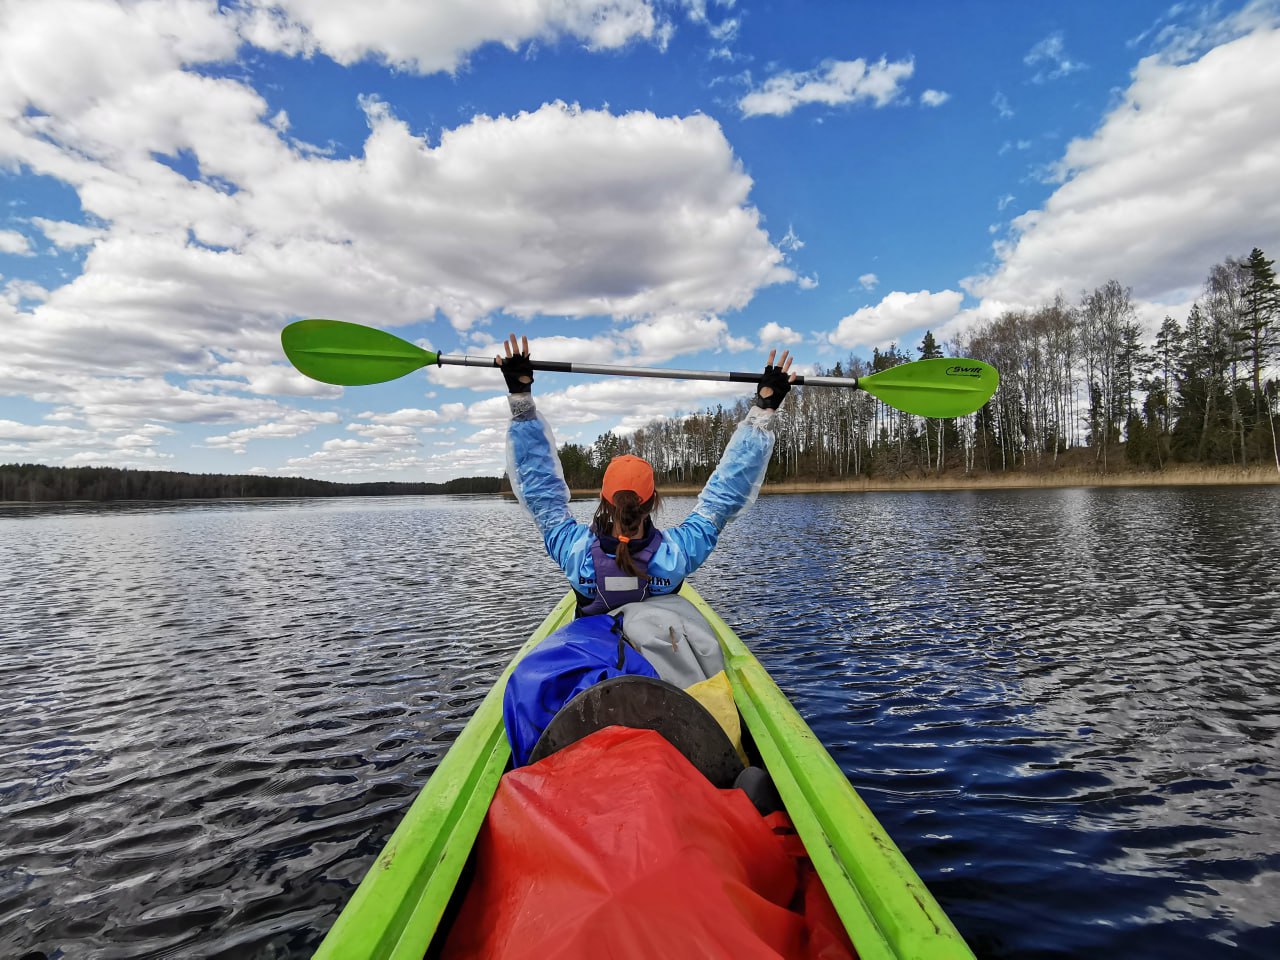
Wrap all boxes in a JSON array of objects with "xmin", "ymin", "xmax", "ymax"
[
  {"xmin": 859, "ymin": 358, "xmax": 999, "ymax": 418},
  {"xmin": 282, "ymin": 319, "xmax": 438, "ymax": 385}
]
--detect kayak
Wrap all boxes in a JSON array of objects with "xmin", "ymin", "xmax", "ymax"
[{"xmin": 313, "ymin": 585, "xmax": 974, "ymax": 960}]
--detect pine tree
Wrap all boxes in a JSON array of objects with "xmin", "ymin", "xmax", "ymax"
[
  {"xmin": 918, "ymin": 330, "xmax": 943, "ymax": 360},
  {"xmin": 1239, "ymin": 248, "xmax": 1279, "ymax": 403},
  {"xmin": 1237, "ymin": 248, "xmax": 1280, "ymax": 469}
]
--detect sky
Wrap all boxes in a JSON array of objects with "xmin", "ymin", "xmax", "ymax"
[{"xmin": 2, "ymin": 0, "xmax": 1278, "ymax": 482}]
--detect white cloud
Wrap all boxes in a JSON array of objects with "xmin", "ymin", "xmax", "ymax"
[
  {"xmin": 345, "ymin": 422, "xmax": 421, "ymax": 444},
  {"xmin": 920, "ymin": 89, "xmax": 950, "ymax": 107},
  {"xmin": 967, "ymin": 23, "xmax": 1280, "ymax": 315},
  {"xmin": 779, "ymin": 225, "xmax": 804, "ymax": 250},
  {"xmin": 827, "ymin": 289, "xmax": 964, "ymax": 349},
  {"xmin": 1025, "ymin": 32, "xmax": 1087, "ymax": 83},
  {"xmin": 0, "ymin": 419, "xmax": 91, "ymax": 444},
  {"xmin": 858, "ymin": 272, "xmax": 879, "ymax": 291},
  {"xmin": 0, "ymin": 229, "xmax": 32, "ymax": 254},
  {"xmin": 206, "ymin": 410, "xmax": 339, "ymax": 453},
  {"xmin": 422, "ymin": 311, "xmax": 763, "ymax": 399},
  {"xmin": 32, "ymin": 218, "xmax": 108, "ymax": 249},
  {"xmin": 240, "ymin": 0, "xmax": 670, "ymax": 74},
  {"xmin": 4, "ymin": 278, "xmax": 48, "ymax": 305},
  {"xmin": 14, "ymin": 373, "xmax": 306, "ymax": 436},
  {"xmin": 739, "ymin": 57, "xmax": 915, "ymax": 117},
  {"xmin": 279, "ymin": 436, "xmax": 435, "ymax": 478},
  {"xmin": 474, "ymin": 376, "xmax": 747, "ymax": 434},
  {"xmin": 759, "ymin": 321, "xmax": 802, "ymax": 345},
  {"xmin": 1131, "ymin": 0, "xmax": 1279, "ymax": 64},
  {"xmin": 624, "ymin": 312, "xmax": 740, "ymax": 360},
  {"xmin": 0, "ymin": 2, "xmax": 792, "ymax": 461},
  {"xmin": 992, "ymin": 91, "xmax": 1014, "ymax": 119},
  {"xmin": 0, "ymin": 415, "xmax": 181, "ymax": 467},
  {"xmin": 356, "ymin": 406, "xmax": 463, "ymax": 426}
]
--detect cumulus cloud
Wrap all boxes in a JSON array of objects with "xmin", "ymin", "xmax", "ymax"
[
  {"xmin": 206, "ymin": 410, "xmax": 340, "ymax": 454},
  {"xmin": 827, "ymin": 290, "xmax": 964, "ymax": 350},
  {"xmin": 427, "ymin": 315, "xmax": 751, "ymax": 393},
  {"xmin": 276, "ymin": 370, "xmax": 756, "ymax": 480},
  {"xmin": 0, "ymin": 1, "xmax": 792, "ymax": 470},
  {"xmin": 759, "ymin": 321, "xmax": 802, "ymax": 346},
  {"xmin": 920, "ymin": 89, "xmax": 950, "ymax": 107},
  {"xmin": 0, "ymin": 230, "xmax": 33, "ymax": 254},
  {"xmin": 623, "ymin": 313, "xmax": 741, "ymax": 360},
  {"xmin": 496, "ymin": 376, "xmax": 745, "ymax": 431},
  {"xmin": 0, "ymin": 415, "xmax": 177, "ymax": 467},
  {"xmin": 240, "ymin": 0, "xmax": 671, "ymax": 73},
  {"xmin": 992, "ymin": 91, "xmax": 1014, "ymax": 119},
  {"xmin": 966, "ymin": 22, "xmax": 1280, "ymax": 316},
  {"xmin": 4, "ymin": 279, "xmax": 48, "ymax": 305},
  {"xmin": 277, "ymin": 437, "xmax": 434, "ymax": 478},
  {"xmin": 356, "ymin": 406, "xmax": 464, "ymax": 426},
  {"xmin": 858, "ymin": 272, "xmax": 879, "ymax": 291},
  {"xmin": 739, "ymin": 57, "xmax": 915, "ymax": 117},
  {"xmin": 32, "ymin": 218, "xmax": 108, "ymax": 249}
]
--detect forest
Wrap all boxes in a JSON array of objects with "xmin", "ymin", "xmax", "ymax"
[
  {"xmin": 555, "ymin": 248, "xmax": 1280, "ymax": 489},
  {"xmin": 0, "ymin": 464, "xmax": 502, "ymax": 503},
  {"xmin": 5, "ymin": 248, "xmax": 1276, "ymax": 501}
]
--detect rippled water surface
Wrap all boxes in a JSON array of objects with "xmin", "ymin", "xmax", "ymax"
[{"xmin": 3, "ymin": 488, "xmax": 1278, "ymax": 958}]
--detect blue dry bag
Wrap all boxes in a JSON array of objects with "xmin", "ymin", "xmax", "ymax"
[{"xmin": 503, "ymin": 614, "xmax": 658, "ymax": 766}]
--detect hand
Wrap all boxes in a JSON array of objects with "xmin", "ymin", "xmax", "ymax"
[
  {"xmin": 496, "ymin": 333, "xmax": 534, "ymax": 394},
  {"xmin": 754, "ymin": 349, "xmax": 796, "ymax": 410}
]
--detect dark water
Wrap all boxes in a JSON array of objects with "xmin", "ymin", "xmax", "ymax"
[{"xmin": 2, "ymin": 488, "xmax": 1278, "ymax": 958}]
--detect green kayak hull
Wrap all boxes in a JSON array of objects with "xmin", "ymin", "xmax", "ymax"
[{"xmin": 313, "ymin": 586, "xmax": 974, "ymax": 960}]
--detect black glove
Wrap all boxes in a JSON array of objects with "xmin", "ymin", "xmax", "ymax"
[
  {"xmin": 754, "ymin": 361, "xmax": 793, "ymax": 410},
  {"xmin": 497, "ymin": 336, "xmax": 534, "ymax": 394}
]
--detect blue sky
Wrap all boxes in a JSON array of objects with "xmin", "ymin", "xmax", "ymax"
[{"xmin": 2, "ymin": 0, "xmax": 1278, "ymax": 481}]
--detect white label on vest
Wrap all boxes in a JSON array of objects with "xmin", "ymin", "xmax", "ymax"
[{"xmin": 604, "ymin": 576, "xmax": 640, "ymax": 592}]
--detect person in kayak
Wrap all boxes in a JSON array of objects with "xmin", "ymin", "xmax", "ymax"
[{"xmin": 497, "ymin": 333, "xmax": 796, "ymax": 616}]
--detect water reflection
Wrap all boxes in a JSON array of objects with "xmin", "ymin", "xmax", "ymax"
[{"xmin": 2, "ymin": 488, "xmax": 1279, "ymax": 958}]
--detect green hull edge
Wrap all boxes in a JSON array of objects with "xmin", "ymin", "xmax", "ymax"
[
  {"xmin": 680, "ymin": 590, "xmax": 973, "ymax": 960},
  {"xmin": 312, "ymin": 587, "xmax": 973, "ymax": 960}
]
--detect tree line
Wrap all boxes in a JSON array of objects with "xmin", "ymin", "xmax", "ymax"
[
  {"xmin": 0, "ymin": 463, "xmax": 503, "ymax": 503},
  {"xmin": 7, "ymin": 248, "xmax": 1275, "ymax": 500},
  {"xmin": 555, "ymin": 247, "xmax": 1280, "ymax": 488}
]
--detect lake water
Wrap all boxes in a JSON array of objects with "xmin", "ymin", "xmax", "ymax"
[{"xmin": 2, "ymin": 487, "xmax": 1278, "ymax": 958}]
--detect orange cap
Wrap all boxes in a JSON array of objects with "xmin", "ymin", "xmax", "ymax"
[{"xmin": 601, "ymin": 455, "xmax": 655, "ymax": 505}]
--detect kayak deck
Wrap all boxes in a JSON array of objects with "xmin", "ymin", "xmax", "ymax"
[{"xmin": 313, "ymin": 585, "xmax": 973, "ymax": 960}]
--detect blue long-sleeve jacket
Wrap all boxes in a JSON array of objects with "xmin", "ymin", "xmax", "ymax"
[{"xmin": 506, "ymin": 393, "xmax": 778, "ymax": 601}]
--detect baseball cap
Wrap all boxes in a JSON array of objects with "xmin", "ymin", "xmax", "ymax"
[{"xmin": 601, "ymin": 455, "xmax": 655, "ymax": 504}]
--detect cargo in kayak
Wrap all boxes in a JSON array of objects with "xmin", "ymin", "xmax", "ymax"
[{"xmin": 311, "ymin": 585, "xmax": 974, "ymax": 960}]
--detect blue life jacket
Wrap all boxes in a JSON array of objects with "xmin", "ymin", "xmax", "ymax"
[{"xmin": 576, "ymin": 529, "xmax": 667, "ymax": 616}]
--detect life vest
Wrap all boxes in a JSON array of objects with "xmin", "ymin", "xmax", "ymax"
[{"xmin": 576, "ymin": 530, "xmax": 666, "ymax": 616}]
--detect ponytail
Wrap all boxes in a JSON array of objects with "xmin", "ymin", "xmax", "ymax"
[{"xmin": 591, "ymin": 490, "xmax": 660, "ymax": 577}]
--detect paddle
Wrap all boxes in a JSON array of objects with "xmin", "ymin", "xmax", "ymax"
[{"xmin": 282, "ymin": 318, "xmax": 999, "ymax": 418}]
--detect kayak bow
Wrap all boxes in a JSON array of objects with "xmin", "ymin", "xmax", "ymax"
[{"xmin": 314, "ymin": 586, "xmax": 973, "ymax": 960}]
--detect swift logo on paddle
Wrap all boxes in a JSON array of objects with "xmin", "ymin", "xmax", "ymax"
[{"xmin": 945, "ymin": 365, "xmax": 984, "ymax": 378}]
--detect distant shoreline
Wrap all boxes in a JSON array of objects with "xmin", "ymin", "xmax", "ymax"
[
  {"xmin": 595, "ymin": 465, "xmax": 1280, "ymax": 497},
  {"xmin": 4, "ymin": 465, "xmax": 1276, "ymax": 507}
]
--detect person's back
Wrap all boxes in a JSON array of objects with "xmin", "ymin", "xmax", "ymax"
[{"xmin": 497, "ymin": 332, "xmax": 797, "ymax": 614}]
